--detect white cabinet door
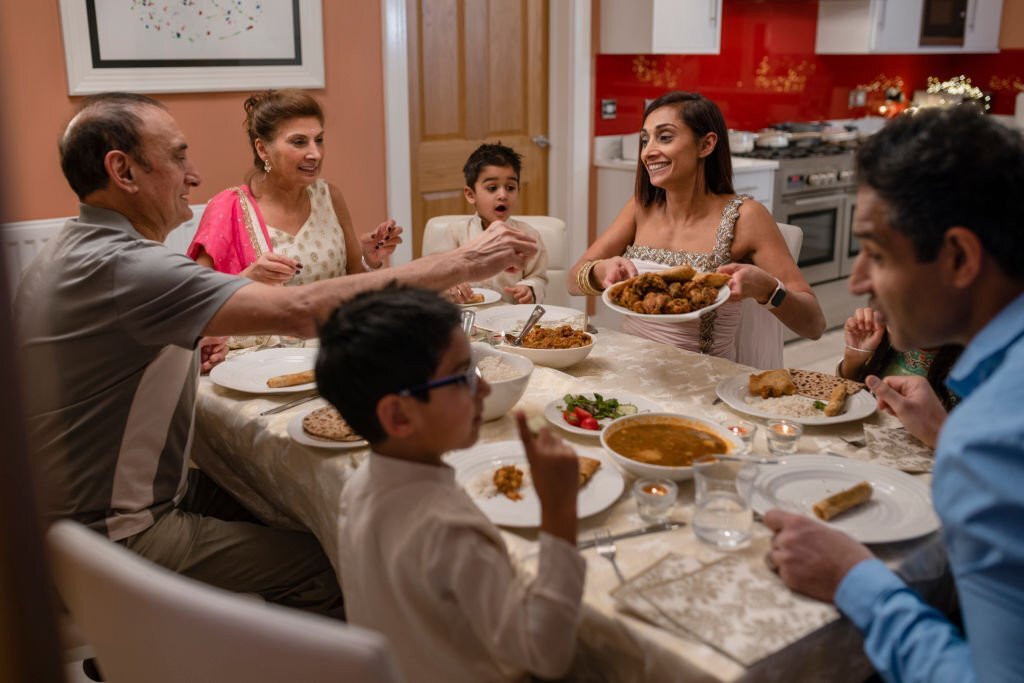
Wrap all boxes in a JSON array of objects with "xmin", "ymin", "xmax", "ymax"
[
  {"xmin": 963, "ymin": 0, "xmax": 1004, "ymax": 52},
  {"xmin": 870, "ymin": 0, "xmax": 925, "ymax": 52},
  {"xmin": 600, "ymin": 0, "xmax": 722, "ymax": 55}
]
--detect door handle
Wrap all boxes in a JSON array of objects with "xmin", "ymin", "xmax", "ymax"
[
  {"xmin": 531, "ymin": 135, "xmax": 550, "ymax": 149},
  {"xmin": 968, "ymin": 0, "xmax": 978, "ymax": 31},
  {"xmin": 792, "ymin": 196, "xmax": 841, "ymax": 206}
]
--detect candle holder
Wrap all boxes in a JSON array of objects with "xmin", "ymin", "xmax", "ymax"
[
  {"xmin": 633, "ymin": 478, "xmax": 678, "ymax": 523},
  {"xmin": 723, "ymin": 419, "xmax": 757, "ymax": 452},
  {"xmin": 766, "ymin": 419, "xmax": 803, "ymax": 455}
]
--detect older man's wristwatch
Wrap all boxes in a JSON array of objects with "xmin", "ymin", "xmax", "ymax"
[{"xmin": 763, "ymin": 278, "xmax": 787, "ymax": 310}]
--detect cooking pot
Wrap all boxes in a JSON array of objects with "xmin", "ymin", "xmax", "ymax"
[
  {"xmin": 754, "ymin": 129, "xmax": 790, "ymax": 149},
  {"xmin": 727, "ymin": 130, "xmax": 756, "ymax": 154},
  {"xmin": 822, "ymin": 125, "xmax": 858, "ymax": 144}
]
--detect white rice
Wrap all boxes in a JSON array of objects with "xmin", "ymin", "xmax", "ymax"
[
  {"xmin": 467, "ymin": 467, "xmax": 533, "ymax": 499},
  {"xmin": 744, "ymin": 395, "xmax": 824, "ymax": 418},
  {"xmin": 477, "ymin": 355, "xmax": 527, "ymax": 382}
]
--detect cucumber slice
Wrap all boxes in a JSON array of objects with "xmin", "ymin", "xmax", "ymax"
[{"xmin": 617, "ymin": 403, "xmax": 638, "ymax": 416}]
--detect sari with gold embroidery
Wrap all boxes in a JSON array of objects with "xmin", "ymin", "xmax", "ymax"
[{"xmin": 187, "ymin": 185, "xmax": 271, "ymax": 275}]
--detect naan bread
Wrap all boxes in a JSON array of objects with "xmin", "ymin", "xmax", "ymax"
[
  {"xmin": 301, "ymin": 406, "xmax": 362, "ymax": 442},
  {"xmin": 788, "ymin": 369, "xmax": 864, "ymax": 401},
  {"xmin": 578, "ymin": 456, "xmax": 602, "ymax": 488}
]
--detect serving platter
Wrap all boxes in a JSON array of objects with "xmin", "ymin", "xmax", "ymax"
[
  {"xmin": 210, "ymin": 348, "xmax": 317, "ymax": 394},
  {"xmin": 445, "ymin": 440, "xmax": 624, "ymax": 528},
  {"xmin": 749, "ymin": 454, "xmax": 939, "ymax": 544},
  {"xmin": 601, "ymin": 284, "xmax": 730, "ymax": 322},
  {"xmin": 544, "ymin": 392, "xmax": 664, "ymax": 438},
  {"xmin": 286, "ymin": 406, "xmax": 368, "ymax": 450},
  {"xmin": 715, "ymin": 374, "xmax": 876, "ymax": 426}
]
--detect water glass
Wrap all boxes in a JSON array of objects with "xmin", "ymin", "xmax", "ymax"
[
  {"xmin": 723, "ymin": 419, "xmax": 757, "ymax": 452},
  {"xmin": 633, "ymin": 478, "xmax": 678, "ymax": 523},
  {"xmin": 692, "ymin": 457, "xmax": 754, "ymax": 549},
  {"xmin": 766, "ymin": 419, "xmax": 803, "ymax": 455}
]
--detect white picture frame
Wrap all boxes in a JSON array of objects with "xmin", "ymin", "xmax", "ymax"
[{"xmin": 59, "ymin": 0, "xmax": 324, "ymax": 95}]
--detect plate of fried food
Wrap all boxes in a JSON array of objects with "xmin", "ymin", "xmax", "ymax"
[
  {"xmin": 601, "ymin": 266, "xmax": 731, "ymax": 322},
  {"xmin": 715, "ymin": 368, "xmax": 875, "ymax": 425},
  {"xmin": 210, "ymin": 348, "xmax": 318, "ymax": 394},
  {"xmin": 445, "ymin": 440, "xmax": 625, "ymax": 528},
  {"xmin": 749, "ymin": 454, "xmax": 938, "ymax": 543},
  {"xmin": 458, "ymin": 287, "xmax": 501, "ymax": 307},
  {"xmin": 286, "ymin": 404, "xmax": 368, "ymax": 450}
]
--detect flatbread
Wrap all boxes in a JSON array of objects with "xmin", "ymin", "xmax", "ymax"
[
  {"xmin": 578, "ymin": 456, "xmax": 602, "ymax": 488},
  {"xmin": 788, "ymin": 368, "xmax": 864, "ymax": 401},
  {"xmin": 301, "ymin": 406, "xmax": 362, "ymax": 442}
]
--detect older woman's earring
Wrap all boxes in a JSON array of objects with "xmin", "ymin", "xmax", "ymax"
[{"xmin": 263, "ymin": 158, "xmax": 271, "ymax": 173}]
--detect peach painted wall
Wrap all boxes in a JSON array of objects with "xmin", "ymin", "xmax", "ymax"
[{"xmin": 0, "ymin": 2, "xmax": 388, "ymax": 229}]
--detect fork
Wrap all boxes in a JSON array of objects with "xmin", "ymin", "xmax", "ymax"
[
  {"xmin": 594, "ymin": 529, "xmax": 626, "ymax": 584},
  {"xmin": 839, "ymin": 435, "xmax": 867, "ymax": 448}
]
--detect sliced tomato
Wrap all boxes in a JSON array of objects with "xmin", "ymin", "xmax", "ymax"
[
  {"xmin": 579, "ymin": 416, "xmax": 600, "ymax": 430},
  {"xmin": 573, "ymin": 406, "xmax": 594, "ymax": 421},
  {"xmin": 562, "ymin": 410, "xmax": 580, "ymax": 426}
]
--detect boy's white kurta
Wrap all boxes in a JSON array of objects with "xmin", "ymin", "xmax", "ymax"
[
  {"xmin": 423, "ymin": 215, "xmax": 549, "ymax": 303},
  {"xmin": 338, "ymin": 453, "xmax": 585, "ymax": 682}
]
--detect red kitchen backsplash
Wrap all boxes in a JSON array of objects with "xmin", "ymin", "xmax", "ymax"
[{"xmin": 595, "ymin": 0, "xmax": 1024, "ymax": 135}]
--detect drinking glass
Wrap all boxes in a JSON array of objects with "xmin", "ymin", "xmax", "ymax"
[
  {"xmin": 692, "ymin": 457, "xmax": 754, "ymax": 549},
  {"xmin": 633, "ymin": 478, "xmax": 678, "ymax": 523},
  {"xmin": 765, "ymin": 419, "xmax": 802, "ymax": 455}
]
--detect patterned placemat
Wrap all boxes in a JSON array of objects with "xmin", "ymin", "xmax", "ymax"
[
  {"xmin": 612, "ymin": 543, "xmax": 838, "ymax": 667},
  {"xmin": 863, "ymin": 424, "xmax": 935, "ymax": 473}
]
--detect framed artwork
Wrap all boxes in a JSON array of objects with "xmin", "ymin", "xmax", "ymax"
[{"xmin": 59, "ymin": 0, "xmax": 324, "ymax": 95}]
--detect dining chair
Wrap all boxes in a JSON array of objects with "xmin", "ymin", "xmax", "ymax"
[
  {"xmin": 422, "ymin": 215, "xmax": 571, "ymax": 307},
  {"xmin": 47, "ymin": 520, "xmax": 404, "ymax": 683},
  {"xmin": 734, "ymin": 222, "xmax": 804, "ymax": 369}
]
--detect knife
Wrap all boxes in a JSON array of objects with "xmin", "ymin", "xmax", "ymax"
[
  {"xmin": 260, "ymin": 392, "xmax": 319, "ymax": 416},
  {"xmin": 577, "ymin": 521, "xmax": 686, "ymax": 550}
]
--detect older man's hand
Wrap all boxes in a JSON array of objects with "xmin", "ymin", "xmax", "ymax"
[
  {"xmin": 763, "ymin": 509, "xmax": 873, "ymax": 603},
  {"xmin": 459, "ymin": 222, "xmax": 538, "ymax": 281}
]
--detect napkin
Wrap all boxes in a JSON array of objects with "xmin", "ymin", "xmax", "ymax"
[
  {"xmin": 863, "ymin": 424, "xmax": 935, "ymax": 473},
  {"xmin": 612, "ymin": 544, "xmax": 838, "ymax": 667}
]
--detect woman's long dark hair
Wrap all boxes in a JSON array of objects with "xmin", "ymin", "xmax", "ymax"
[{"xmin": 634, "ymin": 91, "xmax": 734, "ymax": 208}]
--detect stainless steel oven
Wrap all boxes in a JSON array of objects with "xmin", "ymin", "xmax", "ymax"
[{"xmin": 841, "ymin": 189, "xmax": 860, "ymax": 277}]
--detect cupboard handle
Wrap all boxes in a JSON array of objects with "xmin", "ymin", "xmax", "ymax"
[
  {"xmin": 877, "ymin": 0, "xmax": 887, "ymax": 31},
  {"xmin": 968, "ymin": 0, "xmax": 978, "ymax": 31},
  {"xmin": 709, "ymin": 0, "xmax": 718, "ymax": 26}
]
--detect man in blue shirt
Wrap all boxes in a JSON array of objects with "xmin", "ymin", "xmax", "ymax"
[{"xmin": 764, "ymin": 106, "xmax": 1024, "ymax": 682}]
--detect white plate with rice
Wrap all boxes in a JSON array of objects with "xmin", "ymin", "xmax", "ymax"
[
  {"xmin": 715, "ymin": 374, "xmax": 876, "ymax": 425},
  {"xmin": 444, "ymin": 440, "xmax": 624, "ymax": 528}
]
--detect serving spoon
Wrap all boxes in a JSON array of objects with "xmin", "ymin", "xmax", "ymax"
[{"xmin": 503, "ymin": 305, "xmax": 546, "ymax": 346}]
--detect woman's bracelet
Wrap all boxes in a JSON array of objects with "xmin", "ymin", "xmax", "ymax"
[
  {"xmin": 845, "ymin": 344, "xmax": 875, "ymax": 354},
  {"xmin": 576, "ymin": 260, "xmax": 603, "ymax": 296},
  {"xmin": 362, "ymin": 254, "xmax": 384, "ymax": 271}
]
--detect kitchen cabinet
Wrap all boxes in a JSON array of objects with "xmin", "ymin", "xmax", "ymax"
[
  {"xmin": 816, "ymin": 0, "xmax": 1003, "ymax": 54},
  {"xmin": 599, "ymin": 0, "xmax": 721, "ymax": 55}
]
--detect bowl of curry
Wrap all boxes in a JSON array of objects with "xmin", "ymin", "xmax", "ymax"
[{"xmin": 600, "ymin": 413, "xmax": 743, "ymax": 481}]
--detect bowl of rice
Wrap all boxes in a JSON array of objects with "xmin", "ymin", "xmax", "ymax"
[{"xmin": 472, "ymin": 342, "xmax": 534, "ymax": 421}]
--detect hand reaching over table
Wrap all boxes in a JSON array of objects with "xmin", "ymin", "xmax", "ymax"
[
  {"xmin": 515, "ymin": 412, "xmax": 578, "ymax": 545},
  {"xmin": 866, "ymin": 375, "xmax": 947, "ymax": 448},
  {"xmin": 763, "ymin": 509, "xmax": 873, "ymax": 603},
  {"xmin": 460, "ymin": 221, "xmax": 538, "ymax": 280},
  {"xmin": 593, "ymin": 257, "xmax": 638, "ymax": 290}
]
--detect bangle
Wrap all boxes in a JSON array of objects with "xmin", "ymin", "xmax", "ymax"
[
  {"xmin": 576, "ymin": 260, "xmax": 603, "ymax": 296},
  {"xmin": 362, "ymin": 254, "xmax": 384, "ymax": 271},
  {"xmin": 845, "ymin": 344, "xmax": 874, "ymax": 354}
]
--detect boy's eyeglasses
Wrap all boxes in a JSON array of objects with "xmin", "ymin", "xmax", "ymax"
[{"xmin": 398, "ymin": 366, "xmax": 481, "ymax": 401}]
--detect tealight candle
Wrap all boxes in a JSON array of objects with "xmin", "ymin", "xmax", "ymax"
[
  {"xmin": 724, "ymin": 419, "xmax": 757, "ymax": 452},
  {"xmin": 766, "ymin": 419, "xmax": 803, "ymax": 455},
  {"xmin": 633, "ymin": 478, "xmax": 678, "ymax": 523}
]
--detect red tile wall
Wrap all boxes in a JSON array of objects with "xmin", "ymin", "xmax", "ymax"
[{"xmin": 595, "ymin": 0, "xmax": 1024, "ymax": 135}]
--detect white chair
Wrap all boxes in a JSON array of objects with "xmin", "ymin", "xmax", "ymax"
[
  {"xmin": 422, "ymin": 214, "xmax": 571, "ymax": 307},
  {"xmin": 47, "ymin": 520, "xmax": 404, "ymax": 683},
  {"xmin": 734, "ymin": 222, "xmax": 804, "ymax": 369}
]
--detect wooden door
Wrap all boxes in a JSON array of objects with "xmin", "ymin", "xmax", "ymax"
[{"xmin": 407, "ymin": 0, "xmax": 549, "ymax": 257}]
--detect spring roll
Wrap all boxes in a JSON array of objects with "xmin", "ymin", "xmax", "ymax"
[
  {"xmin": 813, "ymin": 480, "xmax": 873, "ymax": 521},
  {"xmin": 824, "ymin": 383, "xmax": 849, "ymax": 417},
  {"xmin": 266, "ymin": 369, "xmax": 315, "ymax": 388}
]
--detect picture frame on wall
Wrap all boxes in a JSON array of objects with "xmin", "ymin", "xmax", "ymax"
[{"xmin": 59, "ymin": 0, "xmax": 324, "ymax": 95}]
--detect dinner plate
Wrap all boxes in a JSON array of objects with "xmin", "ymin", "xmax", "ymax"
[
  {"xmin": 458, "ymin": 287, "xmax": 501, "ymax": 307},
  {"xmin": 544, "ymin": 392, "xmax": 664, "ymax": 438},
  {"xmin": 715, "ymin": 374, "xmax": 876, "ymax": 425},
  {"xmin": 749, "ymin": 454, "xmax": 939, "ymax": 544},
  {"xmin": 445, "ymin": 440, "xmax": 625, "ymax": 528},
  {"xmin": 474, "ymin": 304, "xmax": 587, "ymax": 333},
  {"xmin": 286, "ymin": 406, "xmax": 368, "ymax": 450},
  {"xmin": 601, "ymin": 284, "xmax": 730, "ymax": 322},
  {"xmin": 210, "ymin": 348, "xmax": 318, "ymax": 394}
]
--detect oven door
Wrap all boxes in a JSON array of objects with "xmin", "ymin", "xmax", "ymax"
[
  {"xmin": 779, "ymin": 192, "xmax": 845, "ymax": 285},
  {"xmin": 841, "ymin": 190, "xmax": 860, "ymax": 277}
]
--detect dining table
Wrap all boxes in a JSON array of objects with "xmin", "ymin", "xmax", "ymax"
[{"xmin": 192, "ymin": 324, "xmax": 953, "ymax": 683}]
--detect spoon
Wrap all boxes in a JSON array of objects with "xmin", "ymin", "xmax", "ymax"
[{"xmin": 504, "ymin": 305, "xmax": 545, "ymax": 346}]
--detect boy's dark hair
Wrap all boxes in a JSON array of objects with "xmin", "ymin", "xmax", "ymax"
[
  {"xmin": 856, "ymin": 106, "xmax": 1024, "ymax": 280},
  {"xmin": 316, "ymin": 286, "xmax": 462, "ymax": 444},
  {"xmin": 463, "ymin": 142, "xmax": 523, "ymax": 187},
  {"xmin": 59, "ymin": 92, "xmax": 165, "ymax": 200},
  {"xmin": 634, "ymin": 91, "xmax": 734, "ymax": 208}
]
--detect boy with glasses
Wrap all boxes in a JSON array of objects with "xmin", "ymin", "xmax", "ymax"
[{"xmin": 316, "ymin": 286, "xmax": 585, "ymax": 682}]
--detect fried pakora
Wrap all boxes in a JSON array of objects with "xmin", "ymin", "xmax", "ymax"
[{"xmin": 606, "ymin": 268, "xmax": 728, "ymax": 316}]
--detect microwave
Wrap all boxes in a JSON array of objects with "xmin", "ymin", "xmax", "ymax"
[{"xmin": 920, "ymin": 0, "xmax": 968, "ymax": 46}]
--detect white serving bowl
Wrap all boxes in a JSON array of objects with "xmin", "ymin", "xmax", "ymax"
[
  {"xmin": 498, "ymin": 330, "xmax": 595, "ymax": 369},
  {"xmin": 600, "ymin": 412, "xmax": 744, "ymax": 481},
  {"xmin": 471, "ymin": 342, "xmax": 534, "ymax": 421}
]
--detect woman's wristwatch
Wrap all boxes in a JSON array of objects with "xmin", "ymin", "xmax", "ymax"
[{"xmin": 763, "ymin": 278, "xmax": 787, "ymax": 310}]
